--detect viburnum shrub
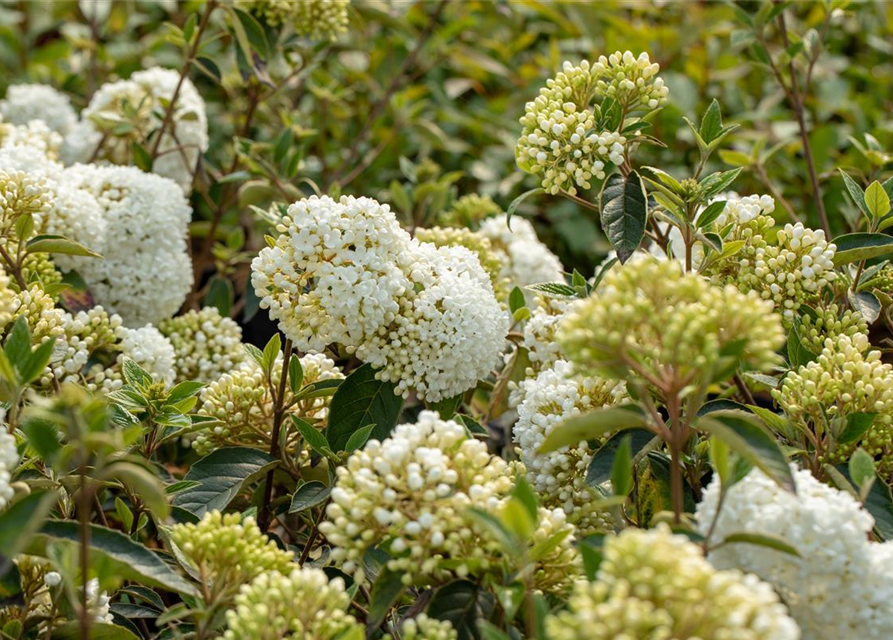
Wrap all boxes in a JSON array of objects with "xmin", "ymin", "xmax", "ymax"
[{"xmin": 3, "ymin": 2, "xmax": 893, "ymax": 640}]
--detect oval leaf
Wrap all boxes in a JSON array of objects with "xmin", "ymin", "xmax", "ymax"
[
  {"xmin": 832, "ymin": 233, "xmax": 893, "ymax": 266},
  {"xmin": 289, "ymin": 481, "xmax": 332, "ymax": 513},
  {"xmin": 599, "ymin": 171, "xmax": 647, "ymax": 263},
  {"xmin": 326, "ymin": 363, "xmax": 403, "ymax": 452},
  {"xmin": 539, "ymin": 406, "xmax": 648, "ymax": 454}
]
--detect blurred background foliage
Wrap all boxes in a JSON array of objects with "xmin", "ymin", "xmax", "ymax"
[{"xmin": 1, "ymin": 0, "xmax": 891, "ymax": 339}]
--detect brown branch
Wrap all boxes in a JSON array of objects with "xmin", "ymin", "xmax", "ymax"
[
  {"xmin": 328, "ymin": 0, "xmax": 447, "ymax": 188},
  {"xmin": 259, "ymin": 338, "xmax": 293, "ymax": 531},
  {"xmin": 149, "ymin": 1, "xmax": 216, "ymax": 160}
]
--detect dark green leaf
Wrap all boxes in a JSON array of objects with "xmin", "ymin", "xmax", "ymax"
[
  {"xmin": 52, "ymin": 622, "xmax": 141, "ymax": 639},
  {"xmin": 699, "ymin": 99, "xmax": 723, "ymax": 144},
  {"xmin": 586, "ymin": 428, "xmax": 655, "ymax": 486},
  {"xmin": 292, "ymin": 415, "xmax": 335, "ymax": 457},
  {"xmin": 508, "ymin": 286, "xmax": 526, "ymax": 314},
  {"xmin": 599, "ymin": 171, "xmax": 647, "ymax": 263},
  {"xmin": 427, "ymin": 580, "xmax": 495, "ymax": 640},
  {"xmin": 367, "ymin": 569, "xmax": 406, "ymax": 631},
  {"xmin": 839, "ymin": 169, "xmax": 870, "ymax": 217},
  {"xmin": 506, "ymin": 188, "xmax": 544, "ymax": 228},
  {"xmin": 326, "ymin": 363, "xmax": 403, "ymax": 451},
  {"xmin": 205, "ymin": 277, "xmax": 233, "ymax": 318},
  {"xmin": 171, "ymin": 447, "xmax": 277, "ymax": 517},
  {"xmin": 0, "ymin": 491, "xmax": 58, "ymax": 575},
  {"xmin": 288, "ymin": 355, "xmax": 304, "ymax": 394},
  {"xmin": 288, "ymin": 481, "xmax": 332, "ymax": 513},
  {"xmin": 832, "ymin": 233, "xmax": 893, "ymax": 266},
  {"xmin": 839, "ymin": 412, "xmax": 875, "ymax": 444},
  {"xmin": 426, "ymin": 394, "xmax": 462, "ymax": 420},
  {"xmin": 696, "ymin": 200, "xmax": 727, "ymax": 229},
  {"xmin": 344, "ymin": 423, "xmax": 376, "ymax": 453}
]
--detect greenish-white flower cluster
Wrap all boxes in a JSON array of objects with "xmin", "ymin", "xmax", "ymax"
[
  {"xmin": 516, "ymin": 53, "xmax": 667, "ymax": 195},
  {"xmin": 437, "ymin": 194, "xmax": 502, "ymax": 229},
  {"xmin": 236, "ymin": 0, "xmax": 350, "ymax": 40},
  {"xmin": 392, "ymin": 614, "xmax": 456, "ymax": 640},
  {"xmin": 513, "ymin": 359, "xmax": 623, "ymax": 534},
  {"xmin": 193, "ymin": 353, "xmax": 342, "ymax": 456},
  {"xmin": 798, "ymin": 304, "xmax": 868, "ymax": 355},
  {"xmin": 218, "ymin": 567, "xmax": 361, "ymax": 640},
  {"xmin": 170, "ymin": 511, "xmax": 294, "ymax": 591},
  {"xmin": 0, "ymin": 430, "xmax": 18, "ymax": 511},
  {"xmin": 547, "ymin": 525, "xmax": 800, "ymax": 640},
  {"xmin": 159, "ymin": 306, "xmax": 245, "ymax": 383},
  {"xmin": 559, "ymin": 258, "xmax": 785, "ymax": 383}
]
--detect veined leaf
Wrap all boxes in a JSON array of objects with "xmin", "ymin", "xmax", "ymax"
[{"xmin": 599, "ymin": 171, "xmax": 647, "ymax": 263}]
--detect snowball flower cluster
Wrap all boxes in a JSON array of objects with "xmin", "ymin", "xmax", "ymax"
[
  {"xmin": 64, "ymin": 164, "xmax": 192, "ymax": 326},
  {"xmin": 0, "ymin": 117, "xmax": 62, "ymax": 165},
  {"xmin": 696, "ymin": 466, "xmax": 893, "ymax": 640},
  {"xmin": 194, "ymin": 353, "xmax": 342, "ymax": 456},
  {"xmin": 62, "ymin": 67, "xmax": 208, "ymax": 192},
  {"xmin": 478, "ymin": 214, "xmax": 564, "ymax": 293},
  {"xmin": 737, "ymin": 222, "xmax": 836, "ymax": 321},
  {"xmin": 0, "ymin": 430, "xmax": 19, "ymax": 511},
  {"xmin": 252, "ymin": 195, "xmax": 506, "ymax": 401},
  {"xmin": 170, "ymin": 511, "xmax": 294, "ymax": 592},
  {"xmin": 319, "ymin": 411, "xmax": 515, "ymax": 585},
  {"xmin": 118, "ymin": 325, "xmax": 176, "ymax": 386},
  {"xmin": 513, "ymin": 360, "xmax": 624, "ymax": 534},
  {"xmin": 0, "ymin": 84, "xmax": 78, "ymax": 135},
  {"xmin": 159, "ymin": 306, "xmax": 245, "ymax": 383},
  {"xmin": 518, "ymin": 299, "xmax": 577, "ymax": 375},
  {"xmin": 414, "ymin": 226, "xmax": 509, "ymax": 302},
  {"xmin": 218, "ymin": 567, "xmax": 361, "ymax": 640},
  {"xmin": 236, "ymin": 0, "xmax": 350, "ymax": 40},
  {"xmin": 559, "ymin": 257, "xmax": 785, "ymax": 383},
  {"xmin": 547, "ymin": 524, "xmax": 800, "ymax": 640},
  {"xmin": 773, "ymin": 331, "xmax": 893, "ymax": 428}
]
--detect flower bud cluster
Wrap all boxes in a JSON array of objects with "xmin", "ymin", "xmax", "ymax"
[
  {"xmin": 0, "ymin": 430, "xmax": 18, "ymax": 510},
  {"xmin": 170, "ymin": 511, "xmax": 294, "ymax": 591},
  {"xmin": 0, "ymin": 169, "xmax": 53, "ymax": 235},
  {"xmin": 478, "ymin": 214, "xmax": 564, "ymax": 293},
  {"xmin": 16, "ymin": 252, "xmax": 62, "ymax": 295},
  {"xmin": 0, "ymin": 84, "xmax": 78, "ymax": 136},
  {"xmin": 159, "ymin": 306, "xmax": 245, "ymax": 383},
  {"xmin": 547, "ymin": 524, "xmax": 800, "ymax": 640},
  {"xmin": 0, "ymin": 117, "xmax": 62, "ymax": 163},
  {"xmin": 193, "ymin": 353, "xmax": 343, "ymax": 456},
  {"xmin": 6, "ymin": 285, "xmax": 66, "ymax": 343},
  {"xmin": 437, "ymin": 194, "xmax": 502, "ymax": 230},
  {"xmin": 697, "ymin": 466, "xmax": 893, "ymax": 639},
  {"xmin": 218, "ymin": 567, "xmax": 361, "ymax": 640},
  {"xmin": 393, "ymin": 614, "xmax": 456, "ymax": 640},
  {"xmin": 118, "ymin": 325, "xmax": 176, "ymax": 386},
  {"xmin": 737, "ymin": 223, "xmax": 836, "ymax": 321},
  {"xmin": 319, "ymin": 411, "xmax": 515, "ymax": 585},
  {"xmin": 593, "ymin": 51, "xmax": 669, "ymax": 111},
  {"xmin": 414, "ymin": 226, "xmax": 509, "ymax": 302},
  {"xmin": 46, "ymin": 307, "xmax": 127, "ymax": 393},
  {"xmin": 0, "ymin": 268, "xmax": 14, "ymax": 328},
  {"xmin": 798, "ymin": 304, "xmax": 868, "ymax": 355},
  {"xmin": 252, "ymin": 196, "xmax": 506, "ymax": 401},
  {"xmin": 773, "ymin": 332, "xmax": 893, "ymax": 428},
  {"xmin": 513, "ymin": 360, "xmax": 624, "ymax": 534},
  {"xmin": 62, "ymin": 67, "xmax": 208, "ymax": 192},
  {"xmin": 236, "ymin": 0, "xmax": 350, "ymax": 40},
  {"xmin": 559, "ymin": 258, "xmax": 785, "ymax": 384}
]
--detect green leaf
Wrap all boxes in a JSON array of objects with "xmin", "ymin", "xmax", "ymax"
[
  {"xmin": 19, "ymin": 337, "xmax": 55, "ymax": 385},
  {"xmin": 292, "ymin": 416, "xmax": 335, "ymax": 457},
  {"xmin": 5, "ymin": 316, "xmax": 31, "ymax": 372},
  {"xmin": 122, "ymin": 359, "xmax": 153, "ymax": 388},
  {"xmin": 611, "ymin": 434, "xmax": 633, "ymax": 497},
  {"xmin": 262, "ymin": 333, "xmax": 281, "ymax": 375},
  {"xmin": 104, "ymin": 461, "xmax": 170, "ymax": 519},
  {"xmin": 26, "ymin": 235, "xmax": 101, "ymax": 258},
  {"xmin": 205, "ymin": 277, "xmax": 233, "ymax": 318},
  {"xmin": 539, "ymin": 406, "xmax": 648, "ymax": 453},
  {"xmin": 288, "ymin": 355, "xmax": 304, "ymax": 395},
  {"xmin": 244, "ymin": 343, "xmax": 264, "ymax": 368},
  {"xmin": 511, "ymin": 476, "xmax": 539, "ymax": 523},
  {"xmin": 586, "ymin": 428, "xmax": 656, "ymax": 486},
  {"xmin": 866, "ymin": 181, "xmax": 891, "ymax": 219},
  {"xmin": 839, "ymin": 169, "xmax": 870, "ymax": 218},
  {"xmin": 193, "ymin": 56, "xmax": 222, "ymax": 84},
  {"xmin": 52, "ymin": 622, "xmax": 141, "ymax": 639},
  {"xmin": 231, "ymin": 7, "xmax": 269, "ymax": 60},
  {"xmin": 850, "ymin": 447, "xmax": 877, "ymax": 489},
  {"xmin": 715, "ymin": 532, "xmax": 800, "ymax": 557},
  {"xmin": 288, "ymin": 481, "xmax": 332, "ymax": 513},
  {"xmin": 599, "ymin": 171, "xmax": 647, "ymax": 263},
  {"xmin": 344, "ymin": 423, "xmax": 376, "ymax": 453},
  {"xmin": 132, "ymin": 142, "xmax": 153, "ymax": 172},
  {"xmin": 838, "ymin": 412, "xmax": 876, "ymax": 445},
  {"xmin": 171, "ymin": 447, "xmax": 277, "ymax": 517},
  {"xmin": 696, "ymin": 410, "xmax": 795, "ymax": 492},
  {"xmin": 848, "ymin": 289, "xmax": 881, "ymax": 324},
  {"xmin": 28, "ymin": 521, "xmax": 196, "ymax": 596},
  {"xmin": 367, "ymin": 569, "xmax": 406, "ymax": 631},
  {"xmin": 699, "ymin": 99, "xmax": 724, "ymax": 144},
  {"xmin": 21, "ymin": 418, "xmax": 61, "ymax": 461},
  {"xmin": 696, "ymin": 200, "xmax": 727, "ymax": 229},
  {"xmin": 0, "ymin": 491, "xmax": 58, "ymax": 574},
  {"xmin": 326, "ymin": 363, "xmax": 403, "ymax": 451},
  {"xmin": 14, "ymin": 212, "xmax": 33, "ymax": 241},
  {"xmin": 167, "ymin": 381, "xmax": 204, "ymax": 404},
  {"xmin": 427, "ymin": 580, "xmax": 495, "ymax": 640},
  {"xmin": 787, "ymin": 324, "xmax": 817, "ymax": 368},
  {"xmin": 833, "ymin": 233, "xmax": 893, "ymax": 266},
  {"xmin": 508, "ymin": 286, "xmax": 526, "ymax": 314},
  {"xmin": 699, "ymin": 168, "xmax": 743, "ymax": 198},
  {"xmin": 506, "ymin": 188, "xmax": 544, "ymax": 228},
  {"xmin": 426, "ymin": 394, "xmax": 462, "ymax": 420},
  {"xmin": 525, "ymin": 282, "xmax": 577, "ymax": 299}
]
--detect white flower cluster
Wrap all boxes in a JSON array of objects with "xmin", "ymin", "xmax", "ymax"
[
  {"xmin": 714, "ymin": 193, "xmax": 776, "ymax": 228},
  {"xmin": 0, "ymin": 117, "xmax": 63, "ymax": 166},
  {"xmin": 119, "ymin": 325, "xmax": 176, "ymax": 386},
  {"xmin": 218, "ymin": 567, "xmax": 361, "ymax": 640},
  {"xmin": 696, "ymin": 466, "xmax": 893, "ymax": 640},
  {"xmin": 47, "ymin": 306, "xmax": 127, "ymax": 393},
  {"xmin": 593, "ymin": 51, "xmax": 669, "ymax": 110},
  {"xmin": 513, "ymin": 360, "xmax": 624, "ymax": 534},
  {"xmin": 0, "ymin": 267, "xmax": 15, "ymax": 328},
  {"xmin": 0, "ymin": 430, "xmax": 18, "ymax": 511},
  {"xmin": 252, "ymin": 195, "xmax": 506, "ymax": 401},
  {"xmin": 0, "ymin": 84, "xmax": 78, "ymax": 136},
  {"xmin": 86, "ymin": 578, "xmax": 113, "ymax": 624},
  {"xmin": 519, "ymin": 299, "xmax": 577, "ymax": 374},
  {"xmin": 62, "ymin": 67, "xmax": 208, "ymax": 192},
  {"xmin": 548, "ymin": 524, "xmax": 800, "ymax": 640},
  {"xmin": 739, "ymin": 222, "xmax": 836, "ymax": 321},
  {"xmin": 478, "ymin": 214, "xmax": 564, "ymax": 293},
  {"xmin": 64, "ymin": 164, "xmax": 193, "ymax": 326},
  {"xmin": 319, "ymin": 411, "xmax": 515, "ymax": 584},
  {"xmin": 159, "ymin": 307, "xmax": 245, "ymax": 383}
]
